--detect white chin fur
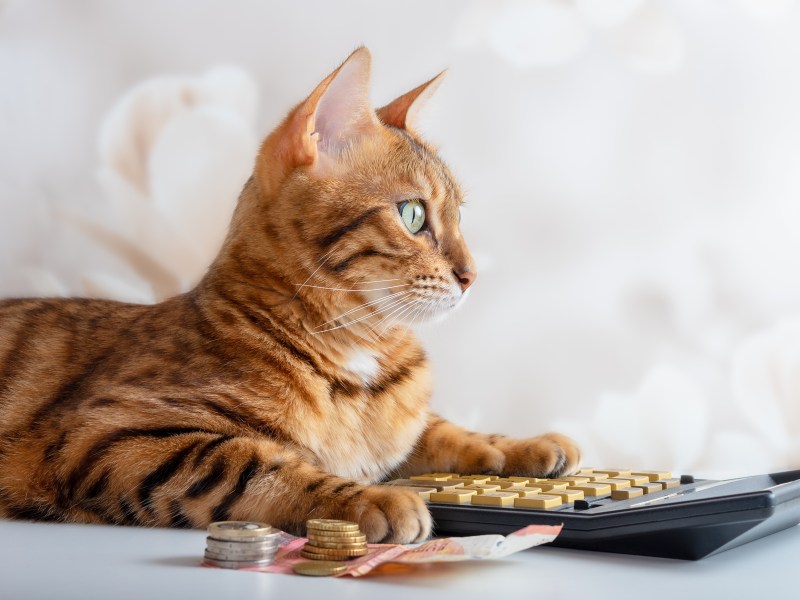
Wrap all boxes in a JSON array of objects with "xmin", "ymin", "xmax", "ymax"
[{"xmin": 399, "ymin": 287, "xmax": 470, "ymax": 327}]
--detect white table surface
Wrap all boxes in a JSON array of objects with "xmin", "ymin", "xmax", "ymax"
[{"xmin": 1, "ymin": 519, "xmax": 797, "ymax": 600}]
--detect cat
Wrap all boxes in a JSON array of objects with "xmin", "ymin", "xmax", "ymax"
[{"xmin": 0, "ymin": 48, "xmax": 580, "ymax": 543}]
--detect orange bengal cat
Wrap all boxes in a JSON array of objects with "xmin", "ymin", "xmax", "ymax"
[{"xmin": 0, "ymin": 48, "xmax": 580, "ymax": 543}]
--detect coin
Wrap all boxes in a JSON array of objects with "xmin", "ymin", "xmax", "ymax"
[
  {"xmin": 305, "ymin": 540, "xmax": 367, "ymax": 550},
  {"xmin": 293, "ymin": 560, "xmax": 347, "ymax": 577},
  {"xmin": 301, "ymin": 549, "xmax": 364, "ymax": 561},
  {"xmin": 208, "ymin": 521, "xmax": 278, "ymax": 540},
  {"xmin": 203, "ymin": 556, "xmax": 275, "ymax": 569},
  {"xmin": 307, "ymin": 533, "xmax": 367, "ymax": 545},
  {"xmin": 204, "ymin": 548, "xmax": 276, "ymax": 561},
  {"xmin": 302, "ymin": 544, "xmax": 369, "ymax": 558},
  {"xmin": 305, "ymin": 519, "xmax": 360, "ymax": 533},
  {"xmin": 206, "ymin": 538, "xmax": 279, "ymax": 552}
]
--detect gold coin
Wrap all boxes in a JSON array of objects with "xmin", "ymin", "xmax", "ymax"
[
  {"xmin": 293, "ymin": 560, "xmax": 347, "ymax": 577},
  {"xmin": 301, "ymin": 549, "xmax": 366, "ymax": 561},
  {"xmin": 307, "ymin": 533, "xmax": 367, "ymax": 545},
  {"xmin": 305, "ymin": 519, "xmax": 360, "ymax": 533},
  {"xmin": 306, "ymin": 539, "xmax": 367, "ymax": 550},
  {"xmin": 303, "ymin": 544, "xmax": 369, "ymax": 557}
]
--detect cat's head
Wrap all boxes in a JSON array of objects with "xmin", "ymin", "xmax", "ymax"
[{"xmin": 227, "ymin": 48, "xmax": 475, "ymax": 334}]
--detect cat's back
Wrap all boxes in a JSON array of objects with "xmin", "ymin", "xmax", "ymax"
[{"xmin": 0, "ymin": 296, "xmax": 159, "ymax": 414}]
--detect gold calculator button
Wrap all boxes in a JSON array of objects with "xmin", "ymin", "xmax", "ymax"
[
  {"xmin": 429, "ymin": 489, "xmax": 477, "ymax": 504},
  {"xmin": 503, "ymin": 487, "xmax": 545, "ymax": 498},
  {"xmin": 430, "ymin": 473, "xmax": 459, "ymax": 479},
  {"xmin": 407, "ymin": 487, "xmax": 436, "ymax": 501},
  {"xmin": 410, "ymin": 474, "xmax": 452, "ymax": 483},
  {"xmin": 568, "ymin": 483, "xmax": 612, "ymax": 496},
  {"xmin": 507, "ymin": 477, "xmax": 531, "ymax": 484},
  {"xmin": 543, "ymin": 489, "xmax": 584, "ymax": 503},
  {"xmin": 600, "ymin": 479, "xmax": 631, "ymax": 491},
  {"xmin": 490, "ymin": 479, "xmax": 526, "ymax": 489},
  {"xmin": 611, "ymin": 487, "xmax": 644, "ymax": 500},
  {"xmin": 631, "ymin": 471, "xmax": 672, "ymax": 482},
  {"xmin": 459, "ymin": 475, "xmax": 493, "ymax": 484},
  {"xmin": 447, "ymin": 478, "xmax": 483, "ymax": 486},
  {"xmin": 612, "ymin": 475, "xmax": 650, "ymax": 486},
  {"xmin": 633, "ymin": 482, "xmax": 663, "ymax": 494},
  {"xmin": 577, "ymin": 467, "xmax": 596, "ymax": 474},
  {"xmin": 514, "ymin": 494, "xmax": 563, "ymax": 509},
  {"xmin": 660, "ymin": 478, "xmax": 680, "ymax": 489},
  {"xmin": 471, "ymin": 492, "xmax": 518, "ymax": 507},
  {"xmin": 561, "ymin": 476, "xmax": 591, "ymax": 485},
  {"xmin": 534, "ymin": 482, "xmax": 569, "ymax": 491},
  {"xmin": 592, "ymin": 469, "xmax": 632, "ymax": 477},
  {"xmin": 462, "ymin": 484, "xmax": 501, "ymax": 494}
]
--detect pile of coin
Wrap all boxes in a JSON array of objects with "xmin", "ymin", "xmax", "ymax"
[
  {"xmin": 300, "ymin": 519, "xmax": 368, "ymax": 561},
  {"xmin": 203, "ymin": 521, "xmax": 281, "ymax": 569}
]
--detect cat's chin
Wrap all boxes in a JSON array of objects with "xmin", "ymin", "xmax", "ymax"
[{"xmin": 400, "ymin": 288, "xmax": 471, "ymax": 329}]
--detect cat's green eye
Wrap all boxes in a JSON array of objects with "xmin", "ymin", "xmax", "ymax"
[{"xmin": 399, "ymin": 199, "xmax": 426, "ymax": 234}]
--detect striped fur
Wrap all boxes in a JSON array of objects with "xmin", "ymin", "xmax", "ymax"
[{"xmin": 0, "ymin": 49, "xmax": 579, "ymax": 543}]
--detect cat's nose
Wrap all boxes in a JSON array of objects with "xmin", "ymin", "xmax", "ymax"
[{"xmin": 453, "ymin": 268, "xmax": 477, "ymax": 293}]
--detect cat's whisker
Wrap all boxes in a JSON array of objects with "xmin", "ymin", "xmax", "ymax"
[
  {"xmin": 373, "ymin": 297, "xmax": 422, "ymax": 338},
  {"xmin": 311, "ymin": 292, "xmax": 413, "ymax": 334},
  {"xmin": 291, "ymin": 247, "xmax": 338, "ymax": 300},
  {"xmin": 296, "ymin": 283, "xmax": 411, "ymax": 293},
  {"xmin": 313, "ymin": 290, "xmax": 410, "ymax": 330}
]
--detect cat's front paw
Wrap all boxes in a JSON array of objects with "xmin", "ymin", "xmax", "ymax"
[
  {"xmin": 344, "ymin": 485, "xmax": 432, "ymax": 544},
  {"xmin": 494, "ymin": 432, "xmax": 581, "ymax": 478}
]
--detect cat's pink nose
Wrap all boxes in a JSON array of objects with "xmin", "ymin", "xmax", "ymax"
[{"xmin": 453, "ymin": 269, "xmax": 476, "ymax": 293}]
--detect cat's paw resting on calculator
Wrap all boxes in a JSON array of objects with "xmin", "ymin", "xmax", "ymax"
[
  {"xmin": 494, "ymin": 432, "xmax": 581, "ymax": 478},
  {"xmin": 468, "ymin": 432, "xmax": 581, "ymax": 478},
  {"xmin": 342, "ymin": 485, "xmax": 432, "ymax": 544}
]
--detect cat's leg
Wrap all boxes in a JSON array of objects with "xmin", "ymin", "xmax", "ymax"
[
  {"xmin": 392, "ymin": 414, "xmax": 581, "ymax": 478},
  {"xmin": 60, "ymin": 429, "xmax": 431, "ymax": 543}
]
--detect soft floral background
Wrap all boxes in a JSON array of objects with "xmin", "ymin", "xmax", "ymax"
[{"xmin": 2, "ymin": 0, "xmax": 800, "ymax": 478}]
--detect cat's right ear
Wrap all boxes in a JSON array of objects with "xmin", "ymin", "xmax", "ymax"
[{"xmin": 258, "ymin": 47, "xmax": 379, "ymax": 190}]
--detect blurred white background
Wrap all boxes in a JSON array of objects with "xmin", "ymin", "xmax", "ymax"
[{"xmin": 2, "ymin": 0, "xmax": 800, "ymax": 478}]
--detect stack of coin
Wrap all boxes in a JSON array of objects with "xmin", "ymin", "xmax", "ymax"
[
  {"xmin": 204, "ymin": 521, "xmax": 281, "ymax": 569},
  {"xmin": 301, "ymin": 519, "xmax": 368, "ymax": 561}
]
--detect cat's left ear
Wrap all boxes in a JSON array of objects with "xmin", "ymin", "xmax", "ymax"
[{"xmin": 376, "ymin": 71, "xmax": 446, "ymax": 131}]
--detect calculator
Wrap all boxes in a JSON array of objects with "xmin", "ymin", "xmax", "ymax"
[{"xmin": 381, "ymin": 468, "xmax": 800, "ymax": 560}]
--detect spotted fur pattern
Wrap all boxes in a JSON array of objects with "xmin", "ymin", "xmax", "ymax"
[{"xmin": 0, "ymin": 49, "xmax": 579, "ymax": 543}]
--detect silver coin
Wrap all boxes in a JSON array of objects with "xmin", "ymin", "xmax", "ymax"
[
  {"xmin": 208, "ymin": 521, "xmax": 277, "ymax": 539},
  {"xmin": 204, "ymin": 549, "xmax": 277, "ymax": 562},
  {"xmin": 203, "ymin": 555, "xmax": 275, "ymax": 569},
  {"xmin": 205, "ymin": 538, "xmax": 280, "ymax": 552}
]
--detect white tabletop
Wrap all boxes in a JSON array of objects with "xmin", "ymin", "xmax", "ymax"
[{"xmin": 1, "ymin": 519, "xmax": 797, "ymax": 600}]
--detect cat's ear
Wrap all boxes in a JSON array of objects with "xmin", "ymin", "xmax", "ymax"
[
  {"xmin": 376, "ymin": 71, "xmax": 446, "ymax": 131},
  {"xmin": 282, "ymin": 47, "xmax": 379, "ymax": 168}
]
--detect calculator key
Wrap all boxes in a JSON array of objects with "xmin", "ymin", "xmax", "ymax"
[
  {"xmin": 383, "ymin": 479, "xmax": 463, "ymax": 492},
  {"xmin": 447, "ymin": 478, "xmax": 486, "ymax": 486},
  {"xmin": 633, "ymin": 482, "xmax": 663, "ymax": 494},
  {"xmin": 507, "ymin": 477, "xmax": 532, "ymax": 484},
  {"xmin": 410, "ymin": 474, "xmax": 453, "ymax": 483},
  {"xmin": 543, "ymin": 489, "xmax": 584, "ymax": 503},
  {"xmin": 535, "ymin": 482, "xmax": 570, "ymax": 491},
  {"xmin": 459, "ymin": 475, "xmax": 493, "ymax": 484},
  {"xmin": 611, "ymin": 487, "xmax": 644, "ymax": 500},
  {"xmin": 631, "ymin": 471, "xmax": 672, "ymax": 482},
  {"xmin": 561, "ymin": 476, "xmax": 592, "ymax": 485},
  {"xmin": 491, "ymin": 479, "xmax": 526, "ymax": 489},
  {"xmin": 462, "ymin": 484, "xmax": 501, "ymax": 494},
  {"xmin": 429, "ymin": 489, "xmax": 476, "ymax": 504},
  {"xmin": 660, "ymin": 478, "xmax": 680, "ymax": 489},
  {"xmin": 600, "ymin": 479, "xmax": 632, "ymax": 491},
  {"xmin": 612, "ymin": 475, "xmax": 650, "ymax": 486},
  {"xmin": 471, "ymin": 492, "xmax": 518, "ymax": 507},
  {"xmin": 568, "ymin": 483, "xmax": 612, "ymax": 496},
  {"xmin": 514, "ymin": 494, "xmax": 563, "ymax": 509},
  {"xmin": 430, "ymin": 473, "xmax": 459, "ymax": 479},
  {"xmin": 407, "ymin": 487, "xmax": 436, "ymax": 501},
  {"xmin": 503, "ymin": 487, "xmax": 545, "ymax": 499},
  {"xmin": 593, "ymin": 469, "xmax": 633, "ymax": 477}
]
